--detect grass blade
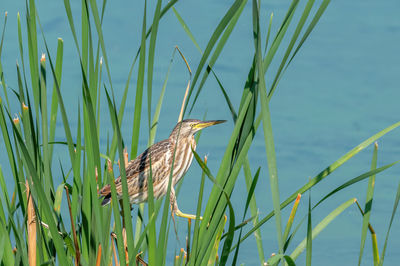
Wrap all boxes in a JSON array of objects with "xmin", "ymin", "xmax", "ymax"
[
  {"xmin": 0, "ymin": 96, "xmax": 20, "ymax": 209},
  {"xmin": 232, "ymin": 166, "xmax": 261, "ymax": 265},
  {"xmin": 207, "ymin": 216, "xmax": 227, "ymax": 265},
  {"xmin": 105, "ymin": 89, "xmax": 135, "ymax": 264},
  {"xmin": 219, "ymin": 189, "xmax": 236, "ymax": 266},
  {"xmin": 39, "ymin": 17, "xmax": 79, "ymax": 198},
  {"xmin": 254, "ymin": 0, "xmax": 283, "ymax": 254},
  {"xmin": 109, "ymin": 0, "xmax": 179, "ymax": 162},
  {"xmin": 148, "ymin": 47, "xmax": 175, "ymax": 145},
  {"xmin": 0, "ymin": 168, "xmax": 14, "ymax": 265},
  {"xmin": 264, "ymin": 12, "xmax": 273, "ymax": 54},
  {"xmin": 88, "ymin": 0, "xmax": 114, "ymax": 92},
  {"xmin": 290, "ymin": 198, "xmax": 356, "ymax": 260},
  {"xmin": 0, "ymin": 12, "xmax": 9, "ymax": 108},
  {"xmin": 192, "ymin": 145, "xmax": 245, "ymax": 264},
  {"xmin": 306, "ymin": 191, "xmax": 312, "ymax": 266},
  {"xmin": 267, "ymin": 254, "xmax": 296, "ymax": 266},
  {"xmin": 40, "ymin": 54, "xmax": 54, "ymax": 197},
  {"xmin": 283, "ymin": 193, "xmax": 301, "ymax": 249},
  {"xmin": 237, "ymin": 121, "xmax": 400, "ymax": 246},
  {"xmin": 354, "ymin": 201, "xmax": 380, "ymax": 265},
  {"xmin": 268, "ymin": 0, "xmax": 315, "ymax": 98},
  {"xmin": 198, "ymin": 113, "xmax": 261, "ymax": 261},
  {"xmin": 190, "ymin": 156, "xmax": 207, "ymax": 266},
  {"xmin": 26, "ymin": 180, "xmax": 37, "ymax": 266},
  {"xmin": 9, "ymin": 114, "xmax": 69, "ymax": 263},
  {"xmin": 378, "ymin": 181, "xmax": 400, "ymax": 266},
  {"xmin": 188, "ymin": 0, "xmax": 248, "ymax": 113},
  {"xmin": 146, "ymin": 0, "xmax": 162, "ymax": 127},
  {"xmin": 313, "ymin": 160, "xmax": 400, "ymax": 209},
  {"xmin": 26, "ymin": 0, "xmax": 40, "ymax": 113},
  {"xmin": 184, "ymin": 0, "xmax": 245, "ymax": 115},
  {"xmin": 130, "ymin": 0, "xmax": 147, "ymax": 158},
  {"xmin": 358, "ymin": 142, "xmax": 378, "ymax": 265},
  {"xmin": 48, "ymin": 38, "xmax": 64, "ymax": 162},
  {"xmin": 172, "ymin": 7, "xmax": 238, "ymax": 122},
  {"xmin": 287, "ymin": 0, "xmax": 331, "ymax": 67},
  {"xmin": 262, "ymin": 0, "xmax": 299, "ymax": 76}
]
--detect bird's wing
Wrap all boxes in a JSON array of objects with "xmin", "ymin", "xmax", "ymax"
[{"xmin": 99, "ymin": 139, "xmax": 173, "ymax": 197}]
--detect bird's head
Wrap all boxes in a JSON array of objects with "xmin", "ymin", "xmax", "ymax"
[{"xmin": 169, "ymin": 119, "xmax": 226, "ymax": 140}]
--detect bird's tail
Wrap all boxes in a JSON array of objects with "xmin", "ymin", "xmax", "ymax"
[
  {"xmin": 100, "ymin": 194, "xmax": 111, "ymax": 206},
  {"xmin": 98, "ymin": 184, "xmax": 111, "ymax": 206}
]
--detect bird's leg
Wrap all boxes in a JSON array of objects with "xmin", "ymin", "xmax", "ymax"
[
  {"xmin": 170, "ymin": 187, "xmax": 202, "ymax": 220},
  {"xmin": 136, "ymin": 251, "xmax": 148, "ymax": 266},
  {"xmin": 169, "ymin": 188, "xmax": 179, "ymax": 240}
]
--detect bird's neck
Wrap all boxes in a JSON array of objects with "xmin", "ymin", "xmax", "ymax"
[
  {"xmin": 188, "ymin": 135, "xmax": 196, "ymax": 151},
  {"xmin": 171, "ymin": 134, "xmax": 196, "ymax": 151}
]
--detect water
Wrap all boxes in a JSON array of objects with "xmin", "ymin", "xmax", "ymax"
[{"xmin": 1, "ymin": 0, "xmax": 400, "ymax": 265}]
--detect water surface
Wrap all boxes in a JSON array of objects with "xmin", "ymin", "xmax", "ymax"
[{"xmin": 1, "ymin": 0, "xmax": 399, "ymax": 265}]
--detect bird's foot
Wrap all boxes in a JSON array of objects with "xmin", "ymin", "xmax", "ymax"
[
  {"xmin": 136, "ymin": 251, "xmax": 148, "ymax": 266},
  {"xmin": 174, "ymin": 209, "xmax": 202, "ymax": 220}
]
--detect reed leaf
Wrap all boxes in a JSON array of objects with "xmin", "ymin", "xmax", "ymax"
[
  {"xmin": 9, "ymin": 113, "xmax": 69, "ymax": 263},
  {"xmin": 105, "ymin": 89, "xmax": 136, "ymax": 264},
  {"xmin": 171, "ymin": 7, "xmax": 238, "ymax": 122},
  {"xmin": 0, "ymin": 169, "xmax": 14, "ymax": 265},
  {"xmin": 378, "ymin": 181, "xmax": 400, "ymax": 266},
  {"xmin": 48, "ymin": 38, "xmax": 63, "ymax": 162},
  {"xmin": 184, "ymin": 0, "xmax": 244, "ymax": 115},
  {"xmin": 0, "ymin": 1, "xmax": 398, "ymax": 265},
  {"xmin": 188, "ymin": 0, "xmax": 248, "ymax": 113},
  {"xmin": 0, "ymin": 12, "xmax": 8, "ymax": 108},
  {"xmin": 232, "ymin": 167, "xmax": 261, "ymax": 265},
  {"xmin": 130, "ymin": 0, "xmax": 147, "ymax": 158},
  {"xmin": 147, "ymin": 0, "xmax": 162, "ymax": 127},
  {"xmin": 238, "ymin": 121, "xmax": 400, "ymax": 246},
  {"xmin": 189, "ymin": 156, "xmax": 207, "ymax": 266},
  {"xmin": 358, "ymin": 142, "xmax": 378, "ymax": 265},
  {"xmin": 266, "ymin": 254, "xmax": 296, "ymax": 266},
  {"xmin": 254, "ymin": 0, "xmax": 283, "ymax": 254},
  {"xmin": 306, "ymin": 191, "xmax": 312, "ymax": 266},
  {"xmin": 290, "ymin": 198, "xmax": 356, "ymax": 260}
]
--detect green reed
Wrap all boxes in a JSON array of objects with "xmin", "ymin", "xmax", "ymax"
[{"xmin": 0, "ymin": 0, "xmax": 399, "ymax": 265}]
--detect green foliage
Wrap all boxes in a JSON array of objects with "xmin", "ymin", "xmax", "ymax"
[{"xmin": 0, "ymin": 0, "xmax": 399, "ymax": 265}]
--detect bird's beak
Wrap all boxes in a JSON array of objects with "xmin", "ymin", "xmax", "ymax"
[{"xmin": 194, "ymin": 120, "xmax": 226, "ymax": 129}]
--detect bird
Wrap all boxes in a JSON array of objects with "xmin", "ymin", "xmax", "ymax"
[{"xmin": 99, "ymin": 119, "xmax": 226, "ymax": 219}]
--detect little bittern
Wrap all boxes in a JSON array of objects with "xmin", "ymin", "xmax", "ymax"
[{"xmin": 99, "ymin": 119, "xmax": 225, "ymax": 219}]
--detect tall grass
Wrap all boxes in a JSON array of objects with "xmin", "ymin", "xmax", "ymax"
[{"xmin": 0, "ymin": 0, "xmax": 399, "ymax": 265}]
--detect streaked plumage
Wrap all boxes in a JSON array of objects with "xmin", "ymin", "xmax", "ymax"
[{"xmin": 99, "ymin": 119, "xmax": 225, "ymax": 216}]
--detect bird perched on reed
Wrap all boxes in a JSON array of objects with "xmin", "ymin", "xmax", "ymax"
[{"xmin": 99, "ymin": 119, "xmax": 225, "ymax": 219}]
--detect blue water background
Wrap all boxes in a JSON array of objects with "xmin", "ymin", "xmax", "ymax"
[{"xmin": 1, "ymin": 0, "xmax": 400, "ymax": 265}]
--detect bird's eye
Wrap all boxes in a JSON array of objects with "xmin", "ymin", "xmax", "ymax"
[{"xmin": 190, "ymin": 123, "xmax": 195, "ymax": 127}]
